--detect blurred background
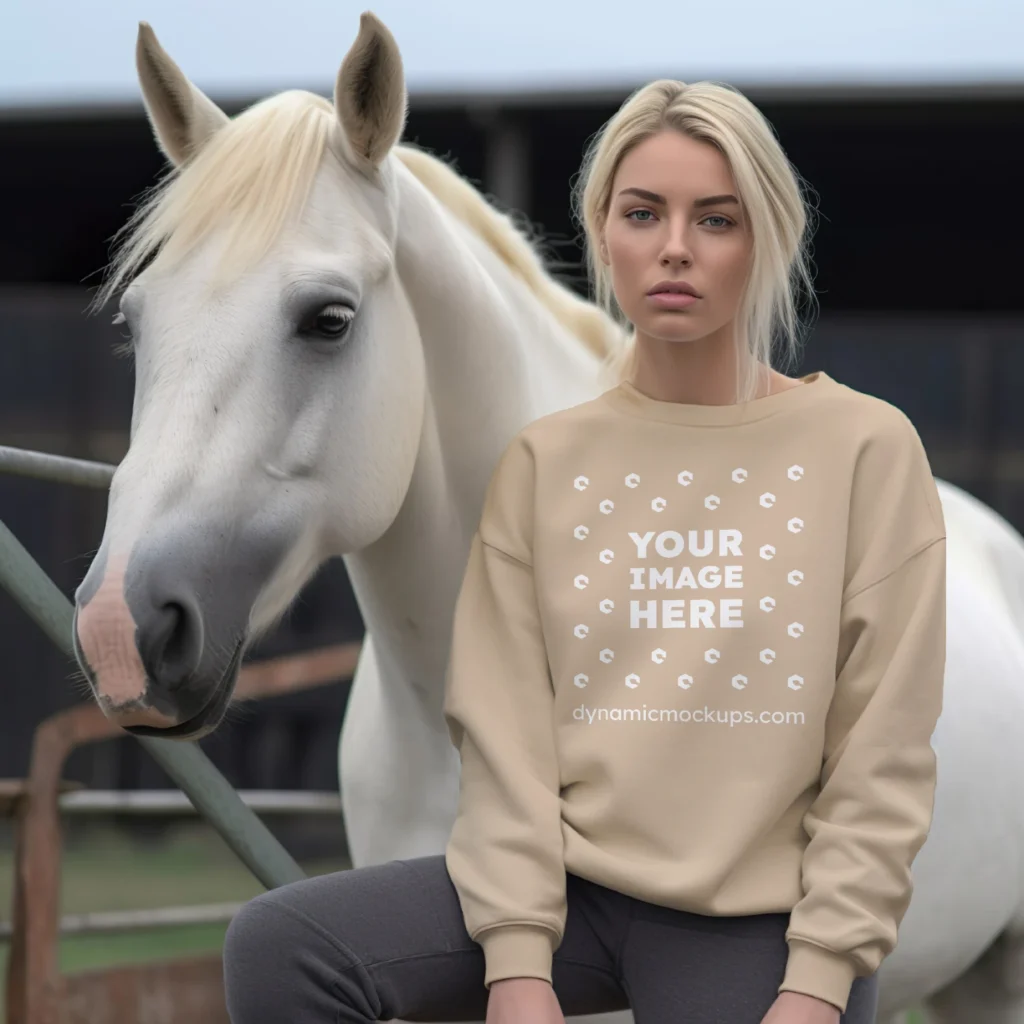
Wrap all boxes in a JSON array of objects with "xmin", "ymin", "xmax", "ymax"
[{"xmin": 0, "ymin": 0, "xmax": 1022, "ymax": 1016}]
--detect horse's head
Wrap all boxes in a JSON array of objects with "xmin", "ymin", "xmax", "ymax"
[{"xmin": 74, "ymin": 14, "xmax": 423, "ymax": 738}]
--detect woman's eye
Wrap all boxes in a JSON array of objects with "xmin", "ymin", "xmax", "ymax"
[
  {"xmin": 702, "ymin": 215, "xmax": 732, "ymax": 228},
  {"xmin": 306, "ymin": 304, "xmax": 354, "ymax": 340},
  {"xmin": 626, "ymin": 209, "xmax": 655, "ymax": 222}
]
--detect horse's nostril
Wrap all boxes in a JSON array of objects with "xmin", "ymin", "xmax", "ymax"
[
  {"xmin": 137, "ymin": 598, "xmax": 204, "ymax": 691},
  {"xmin": 160, "ymin": 601, "xmax": 188, "ymax": 671}
]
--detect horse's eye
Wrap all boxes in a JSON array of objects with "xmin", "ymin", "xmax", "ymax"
[{"xmin": 307, "ymin": 304, "xmax": 353, "ymax": 340}]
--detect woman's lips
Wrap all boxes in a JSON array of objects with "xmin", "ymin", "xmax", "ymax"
[{"xmin": 647, "ymin": 292, "xmax": 698, "ymax": 310}]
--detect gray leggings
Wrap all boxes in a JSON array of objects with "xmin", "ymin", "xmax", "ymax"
[{"xmin": 222, "ymin": 854, "xmax": 878, "ymax": 1023}]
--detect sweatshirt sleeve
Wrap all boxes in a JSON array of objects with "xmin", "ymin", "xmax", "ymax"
[
  {"xmin": 781, "ymin": 410, "xmax": 947, "ymax": 1011},
  {"xmin": 442, "ymin": 433, "xmax": 566, "ymax": 988}
]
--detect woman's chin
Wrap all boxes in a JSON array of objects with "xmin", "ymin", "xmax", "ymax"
[{"xmin": 636, "ymin": 323, "xmax": 706, "ymax": 346}]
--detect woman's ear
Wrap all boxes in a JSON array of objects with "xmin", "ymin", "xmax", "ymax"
[{"xmin": 596, "ymin": 216, "xmax": 610, "ymax": 266}]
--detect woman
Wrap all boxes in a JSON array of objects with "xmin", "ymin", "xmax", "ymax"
[{"xmin": 223, "ymin": 78, "xmax": 945, "ymax": 1024}]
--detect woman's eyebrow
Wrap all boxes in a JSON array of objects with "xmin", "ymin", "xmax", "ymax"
[
  {"xmin": 616, "ymin": 187, "xmax": 740, "ymax": 209},
  {"xmin": 618, "ymin": 187, "xmax": 667, "ymax": 204},
  {"xmin": 694, "ymin": 193, "xmax": 739, "ymax": 208}
]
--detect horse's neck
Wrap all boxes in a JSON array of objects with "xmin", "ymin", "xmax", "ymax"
[{"xmin": 343, "ymin": 167, "xmax": 606, "ymax": 707}]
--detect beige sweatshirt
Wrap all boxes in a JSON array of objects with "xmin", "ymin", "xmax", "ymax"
[{"xmin": 442, "ymin": 371, "xmax": 946, "ymax": 1012}]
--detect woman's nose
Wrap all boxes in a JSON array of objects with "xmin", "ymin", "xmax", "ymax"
[
  {"xmin": 660, "ymin": 245, "xmax": 692, "ymax": 266},
  {"xmin": 659, "ymin": 223, "xmax": 693, "ymax": 266}
]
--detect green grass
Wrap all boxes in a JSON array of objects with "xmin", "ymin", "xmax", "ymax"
[
  {"xmin": 0, "ymin": 823, "xmax": 349, "ymax": 1022},
  {"xmin": 53, "ymin": 922, "xmax": 231, "ymax": 974}
]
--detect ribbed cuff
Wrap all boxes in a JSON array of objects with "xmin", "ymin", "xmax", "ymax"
[
  {"xmin": 779, "ymin": 940, "xmax": 859, "ymax": 1012},
  {"xmin": 477, "ymin": 924, "xmax": 557, "ymax": 988}
]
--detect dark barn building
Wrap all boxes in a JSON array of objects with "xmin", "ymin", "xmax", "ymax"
[{"xmin": 1, "ymin": 77, "xmax": 1022, "ymax": 805}]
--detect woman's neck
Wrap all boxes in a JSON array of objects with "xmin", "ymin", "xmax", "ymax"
[{"xmin": 629, "ymin": 324, "xmax": 798, "ymax": 406}]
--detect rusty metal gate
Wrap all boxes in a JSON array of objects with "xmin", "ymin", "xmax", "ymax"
[{"xmin": 0, "ymin": 444, "xmax": 359, "ymax": 1024}]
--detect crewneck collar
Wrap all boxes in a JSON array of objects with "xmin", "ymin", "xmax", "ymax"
[{"xmin": 601, "ymin": 371, "xmax": 833, "ymax": 427}]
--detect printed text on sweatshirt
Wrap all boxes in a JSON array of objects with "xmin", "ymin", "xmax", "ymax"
[{"xmin": 442, "ymin": 371, "xmax": 946, "ymax": 1012}]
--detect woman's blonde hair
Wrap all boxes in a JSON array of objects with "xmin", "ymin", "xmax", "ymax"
[{"xmin": 572, "ymin": 79, "xmax": 817, "ymax": 401}]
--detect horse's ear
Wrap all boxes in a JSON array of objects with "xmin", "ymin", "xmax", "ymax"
[
  {"xmin": 334, "ymin": 12, "xmax": 407, "ymax": 169},
  {"xmin": 136, "ymin": 22, "xmax": 229, "ymax": 167}
]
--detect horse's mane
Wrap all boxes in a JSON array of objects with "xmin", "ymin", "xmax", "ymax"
[
  {"xmin": 393, "ymin": 145, "xmax": 619, "ymax": 361},
  {"xmin": 94, "ymin": 89, "xmax": 621, "ymax": 362},
  {"xmin": 94, "ymin": 91, "xmax": 335, "ymax": 311}
]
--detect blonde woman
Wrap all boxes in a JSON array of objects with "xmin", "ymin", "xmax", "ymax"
[{"xmin": 224, "ymin": 79, "xmax": 944, "ymax": 1024}]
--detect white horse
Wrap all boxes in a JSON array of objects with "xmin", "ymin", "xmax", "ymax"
[
  {"xmin": 76, "ymin": 13, "xmax": 1024, "ymax": 1024},
  {"xmin": 880, "ymin": 479, "xmax": 1024, "ymax": 1024}
]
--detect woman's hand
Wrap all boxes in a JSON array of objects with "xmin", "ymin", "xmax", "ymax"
[
  {"xmin": 760, "ymin": 991, "xmax": 841, "ymax": 1024},
  {"xmin": 485, "ymin": 977, "xmax": 566, "ymax": 1024}
]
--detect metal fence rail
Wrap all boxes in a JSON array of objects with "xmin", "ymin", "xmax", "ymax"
[
  {"xmin": 0, "ymin": 903, "xmax": 246, "ymax": 941},
  {"xmin": 0, "ymin": 445, "xmax": 115, "ymax": 489},
  {"xmin": 58, "ymin": 788, "xmax": 342, "ymax": 815},
  {"xmin": 0, "ymin": 446, "xmax": 307, "ymax": 891},
  {"xmin": 0, "ymin": 788, "xmax": 344, "ymax": 943}
]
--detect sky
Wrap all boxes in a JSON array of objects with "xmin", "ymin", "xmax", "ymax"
[{"xmin": 3, "ymin": 0, "xmax": 1023, "ymax": 111}]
